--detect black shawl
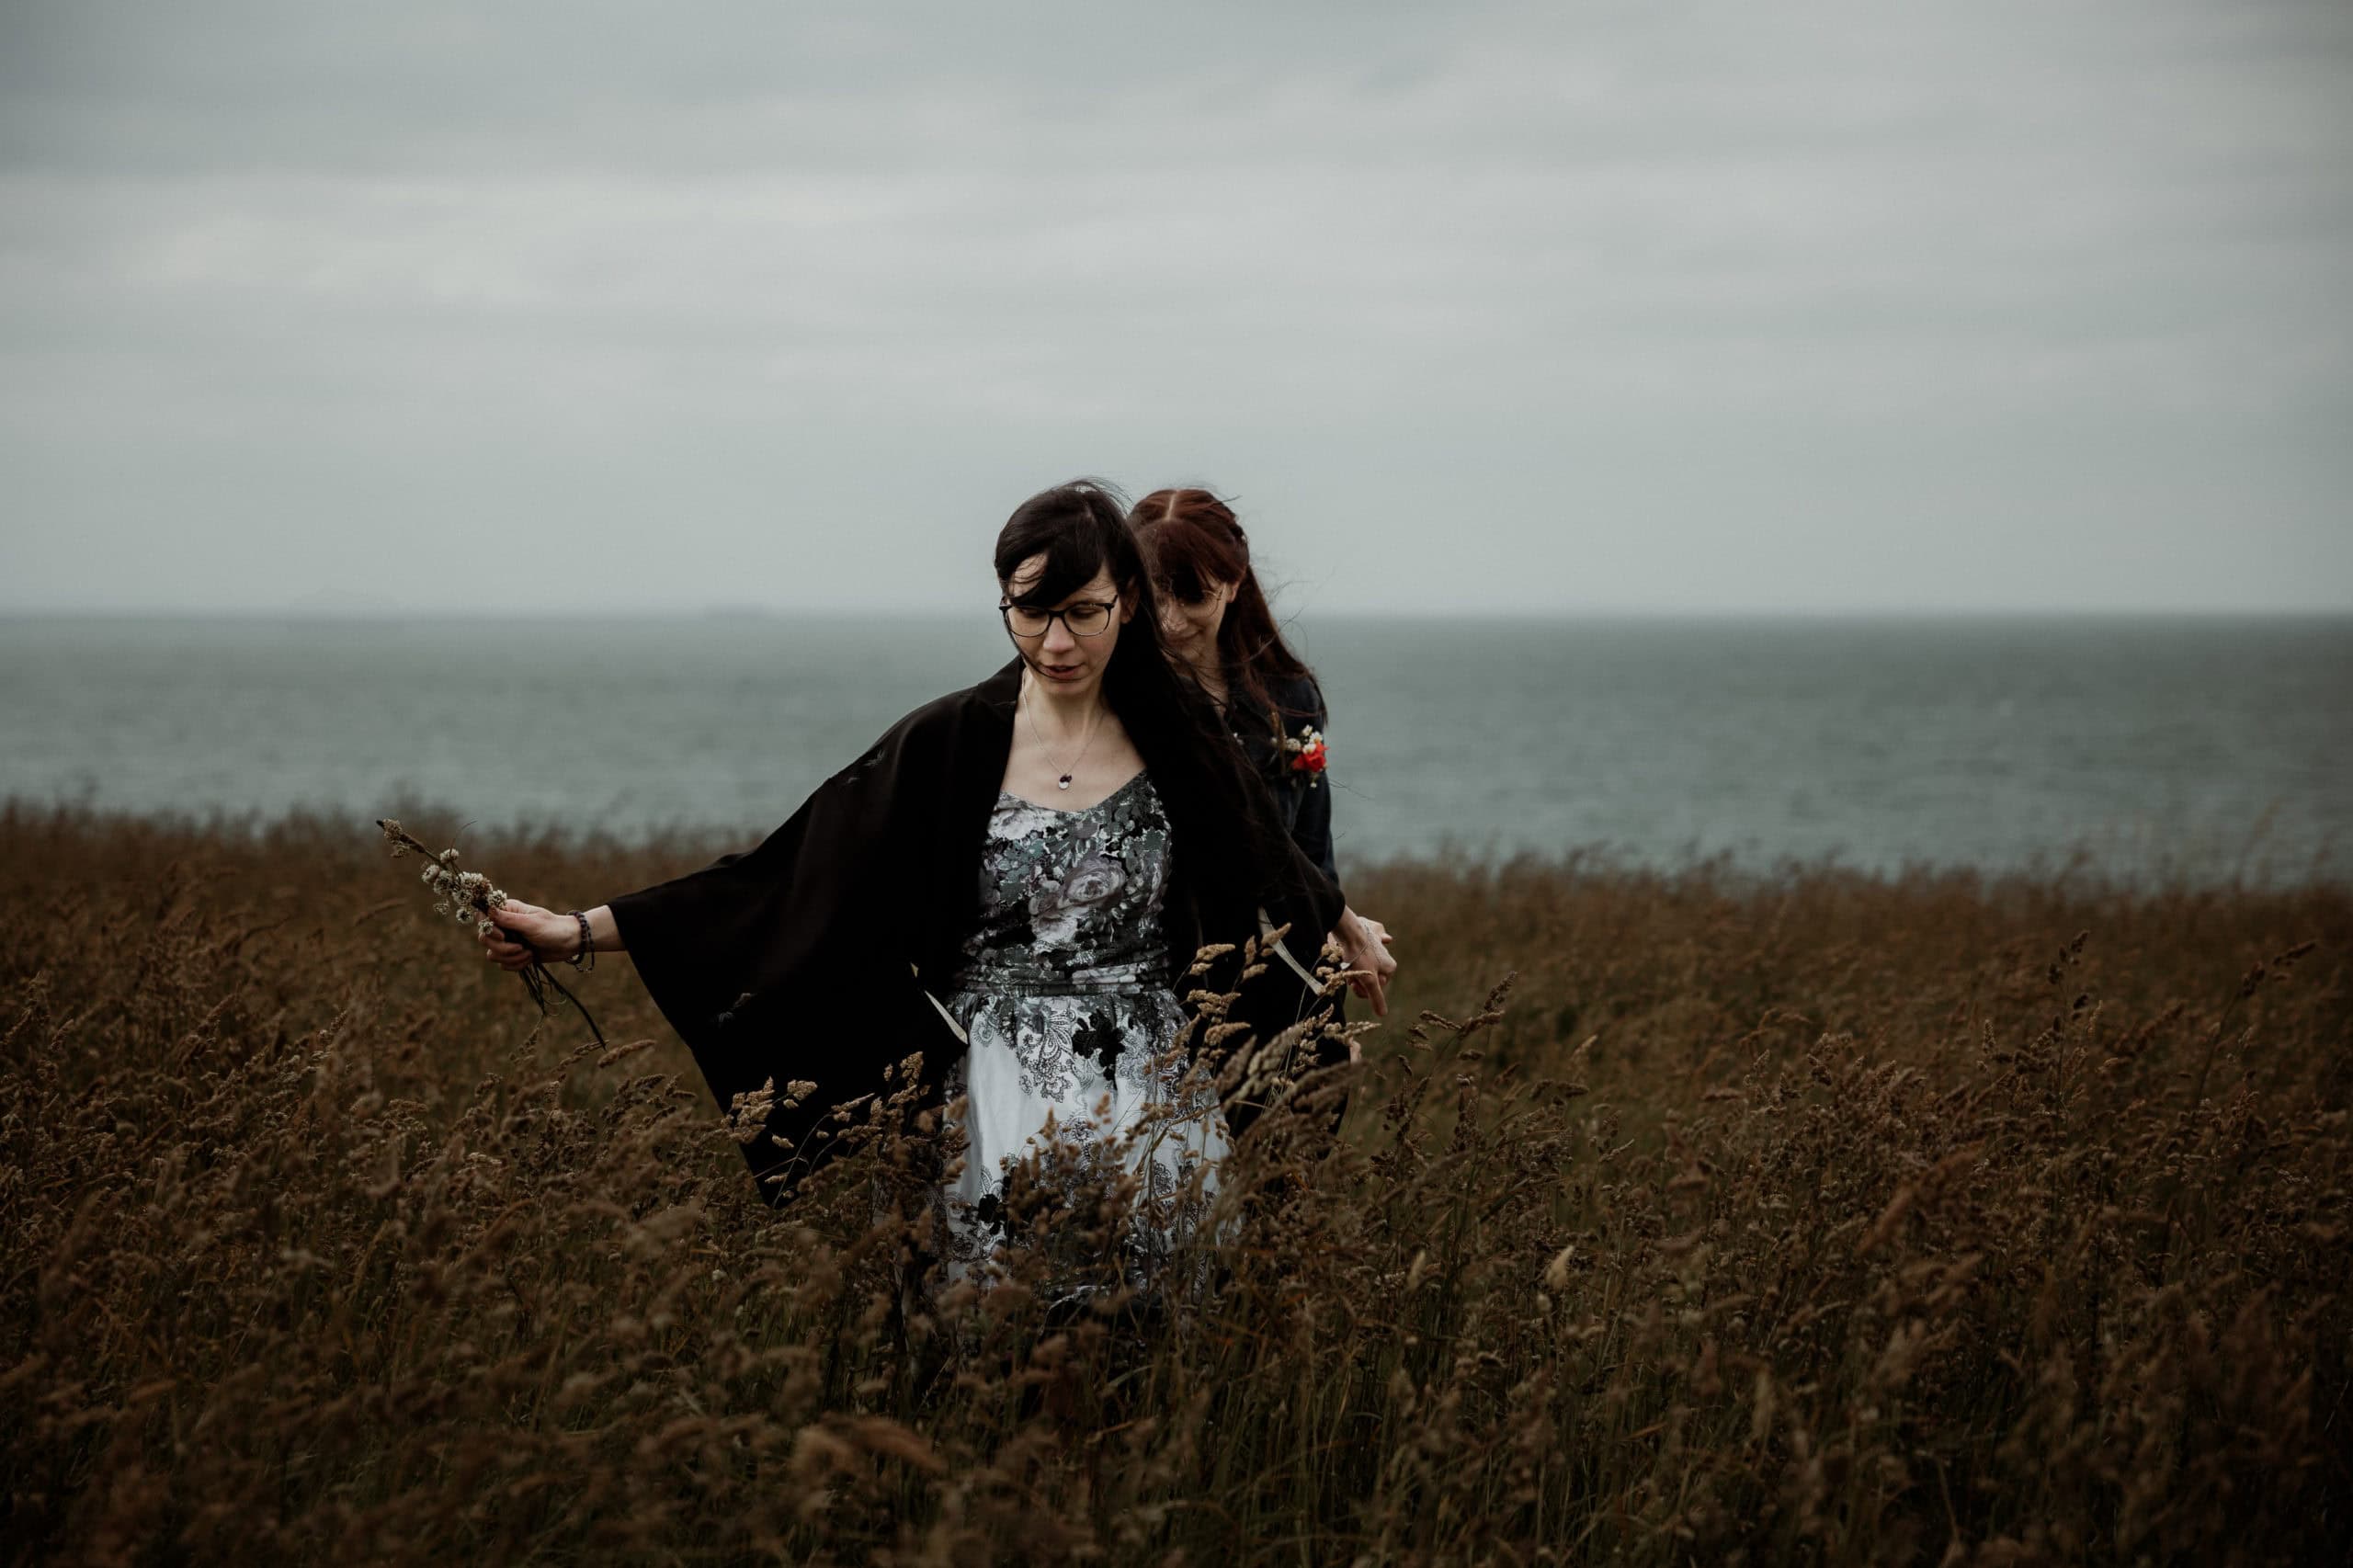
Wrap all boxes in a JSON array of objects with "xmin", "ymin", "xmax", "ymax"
[{"xmin": 607, "ymin": 655, "xmax": 1344, "ymax": 1198}]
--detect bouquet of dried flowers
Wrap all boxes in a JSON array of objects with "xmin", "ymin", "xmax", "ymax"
[{"xmin": 374, "ymin": 818, "xmax": 606, "ymax": 1047}]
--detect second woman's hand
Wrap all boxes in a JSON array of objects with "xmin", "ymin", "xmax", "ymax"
[
  {"xmin": 481, "ymin": 899, "xmax": 580, "ymax": 972},
  {"xmin": 1334, "ymin": 907, "xmax": 1397, "ymax": 1017}
]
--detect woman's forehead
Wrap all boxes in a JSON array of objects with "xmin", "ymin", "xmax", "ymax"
[{"xmin": 1005, "ymin": 553, "xmax": 1117, "ymax": 602}]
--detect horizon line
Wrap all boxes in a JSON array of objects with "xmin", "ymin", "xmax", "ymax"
[{"xmin": 4, "ymin": 604, "xmax": 2352, "ymax": 622}]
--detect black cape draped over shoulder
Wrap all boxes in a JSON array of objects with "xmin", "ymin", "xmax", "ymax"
[{"xmin": 607, "ymin": 655, "xmax": 1344, "ymax": 1199}]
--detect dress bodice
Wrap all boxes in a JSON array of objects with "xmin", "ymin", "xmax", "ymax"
[{"xmin": 948, "ymin": 768, "xmax": 1174, "ymax": 997}]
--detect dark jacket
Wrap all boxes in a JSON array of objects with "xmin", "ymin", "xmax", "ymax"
[
  {"xmin": 1224, "ymin": 670, "xmax": 1355, "ymax": 1092},
  {"xmin": 607, "ymin": 655, "xmax": 1344, "ymax": 1199},
  {"xmin": 1226, "ymin": 670, "xmax": 1339, "ymax": 895}
]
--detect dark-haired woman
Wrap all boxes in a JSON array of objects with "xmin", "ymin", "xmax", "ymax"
[
  {"xmin": 1131, "ymin": 488, "xmax": 1396, "ymax": 1020},
  {"xmin": 477, "ymin": 481, "xmax": 1340, "ymax": 1294}
]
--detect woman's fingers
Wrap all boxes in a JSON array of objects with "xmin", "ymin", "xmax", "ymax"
[
  {"xmin": 479, "ymin": 899, "xmax": 565, "ymax": 963},
  {"xmin": 1341, "ymin": 954, "xmax": 1390, "ymax": 1016},
  {"xmin": 1326, "ymin": 915, "xmax": 1394, "ymax": 1017}
]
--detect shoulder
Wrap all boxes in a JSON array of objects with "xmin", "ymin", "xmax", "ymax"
[
  {"xmin": 1265, "ymin": 670, "xmax": 1328, "ymax": 726},
  {"xmin": 898, "ymin": 656, "xmax": 1021, "ymax": 736}
]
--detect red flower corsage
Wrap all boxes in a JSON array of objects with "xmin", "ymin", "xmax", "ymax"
[{"xmin": 1282, "ymin": 724, "xmax": 1328, "ymax": 786}]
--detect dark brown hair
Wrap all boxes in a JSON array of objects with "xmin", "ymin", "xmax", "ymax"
[{"xmin": 1129, "ymin": 488, "xmax": 1317, "ymax": 732}]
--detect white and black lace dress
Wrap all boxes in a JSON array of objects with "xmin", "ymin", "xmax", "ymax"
[{"xmin": 931, "ymin": 768, "xmax": 1225, "ymax": 1290}]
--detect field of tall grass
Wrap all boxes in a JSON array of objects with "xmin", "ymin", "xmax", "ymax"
[{"xmin": 5, "ymin": 803, "xmax": 2348, "ymax": 1564}]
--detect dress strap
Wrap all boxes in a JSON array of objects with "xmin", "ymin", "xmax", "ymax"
[
  {"xmin": 1257, "ymin": 906, "xmax": 1323, "ymax": 990},
  {"xmin": 911, "ymin": 963, "xmax": 970, "ymax": 1045}
]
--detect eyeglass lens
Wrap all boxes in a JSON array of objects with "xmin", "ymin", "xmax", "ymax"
[{"xmin": 1005, "ymin": 602, "xmax": 1112, "ymax": 637}]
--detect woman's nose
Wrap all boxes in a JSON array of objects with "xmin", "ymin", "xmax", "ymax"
[{"xmin": 1041, "ymin": 619, "xmax": 1077, "ymax": 653}]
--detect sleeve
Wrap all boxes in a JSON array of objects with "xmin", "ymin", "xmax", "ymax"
[
  {"xmin": 1289, "ymin": 681, "xmax": 1343, "ymax": 898},
  {"xmin": 605, "ymin": 714, "xmax": 949, "ymax": 1194},
  {"xmin": 1216, "ymin": 800, "xmax": 1352, "ymax": 1143},
  {"xmin": 1243, "ymin": 684, "xmax": 1349, "ymax": 1020}
]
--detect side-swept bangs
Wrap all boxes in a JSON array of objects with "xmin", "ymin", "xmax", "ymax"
[{"xmin": 994, "ymin": 479, "xmax": 1133, "ymax": 608}]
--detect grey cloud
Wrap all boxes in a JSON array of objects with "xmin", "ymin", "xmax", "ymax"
[{"xmin": 1, "ymin": 0, "xmax": 2348, "ymax": 613}]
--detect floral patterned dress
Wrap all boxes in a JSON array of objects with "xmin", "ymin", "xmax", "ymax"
[{"xmin": 931, "ymin": 769, "xmax": 1225, "ymax": 1295}]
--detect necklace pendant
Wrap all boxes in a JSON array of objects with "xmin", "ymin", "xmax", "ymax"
[{"xmin": 1057, "ymin": 774, "xmax": 1073, "ymax": 790}]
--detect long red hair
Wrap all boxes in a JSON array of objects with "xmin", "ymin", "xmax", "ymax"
[{"xmin": 1129, "ymin": 488, "xmax": 1317, "ymax": 733}]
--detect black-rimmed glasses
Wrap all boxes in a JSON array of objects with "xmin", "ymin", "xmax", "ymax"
[{"xmin": 1000, "ymin": 597, "xmax": 1119, "ymax": 639}]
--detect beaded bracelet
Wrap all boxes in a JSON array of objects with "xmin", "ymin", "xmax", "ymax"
[{"xmin": 566, "ymin": 909, "xmax": 595, "ymax": 971}]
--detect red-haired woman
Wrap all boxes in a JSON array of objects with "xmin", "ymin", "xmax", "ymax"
[{"xmin": 1130, "ymin": 489, "xmax": 1396, "ymax": 1019}]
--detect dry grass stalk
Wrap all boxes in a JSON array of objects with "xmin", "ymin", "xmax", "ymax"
[{"xmin": 3, "ymin": 802, "xmax": 2347, "ymax": 1564}]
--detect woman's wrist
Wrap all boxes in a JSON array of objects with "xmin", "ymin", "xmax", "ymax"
[
  {"xmin": 578, "ymin": 903, "xmax": 620, "ymax": 955},
  {"xmin": 565, "ymin": 909, "xmax": 595, "ymax": 970}
]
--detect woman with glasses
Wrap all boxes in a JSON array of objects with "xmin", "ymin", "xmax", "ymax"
[
  {"xmin": 477, "ymin": 480, "xmax": 1341, "ymax": 1299},
  {"xmin": 1131, "ymin": 488, "xmax": 1396, "ymax": 1024}
]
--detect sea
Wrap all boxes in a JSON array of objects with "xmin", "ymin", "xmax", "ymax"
[{"xmin": 2, "ymin": 614, "xmax": 2347, "ymax": 885}]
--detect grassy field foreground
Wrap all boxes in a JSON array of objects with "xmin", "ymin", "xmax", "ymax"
[{"xmin": 4, "ymin": 805, "xmax": 2350, "ymax": 1565}]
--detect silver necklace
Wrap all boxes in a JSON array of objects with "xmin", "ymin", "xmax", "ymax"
[{"xmin": 1021, "ymin": 682, "xmax": 1105, "ymax": 790}]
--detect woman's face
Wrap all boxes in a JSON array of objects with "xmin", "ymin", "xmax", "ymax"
[
  {"xmin": 1156, "ymin": 575, "xmax": 1236, "ymax": 661},
  {"xmin": 1002, "ymin": 552, "xmax": 1134, "ymax": 699}
]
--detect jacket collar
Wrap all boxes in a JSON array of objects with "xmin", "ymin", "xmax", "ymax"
[{"xmin": 974, "ymin": 653, "xmax": 1024, "ymax": 712}]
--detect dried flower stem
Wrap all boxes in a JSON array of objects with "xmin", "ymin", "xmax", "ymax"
[{"xmin": 372, "ymin": 817, "xmax": 606, "ymax": 1048}]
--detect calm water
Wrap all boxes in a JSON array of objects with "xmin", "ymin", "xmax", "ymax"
[{"xmin": 2, "ymin": 614, "xmax": 2347, "ymax": 883}]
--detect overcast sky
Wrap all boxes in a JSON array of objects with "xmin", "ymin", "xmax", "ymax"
[{"xmin": 2, "ymin": 0, "xmax": 2348, "ymax": 615}]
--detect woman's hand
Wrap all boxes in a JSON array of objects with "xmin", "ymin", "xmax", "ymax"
[
  {"xmin": 479, "ymin": 899, "xmax": 580, "ymax": 972},
  {"xmin": 1333, "ymin": 906, "xmax": 1397, "ymax": 1018}
]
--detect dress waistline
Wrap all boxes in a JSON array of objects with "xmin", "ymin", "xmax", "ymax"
[{"xmin": 940, "ymin": 960, "xmax": 1175, "ymax": 1000}]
